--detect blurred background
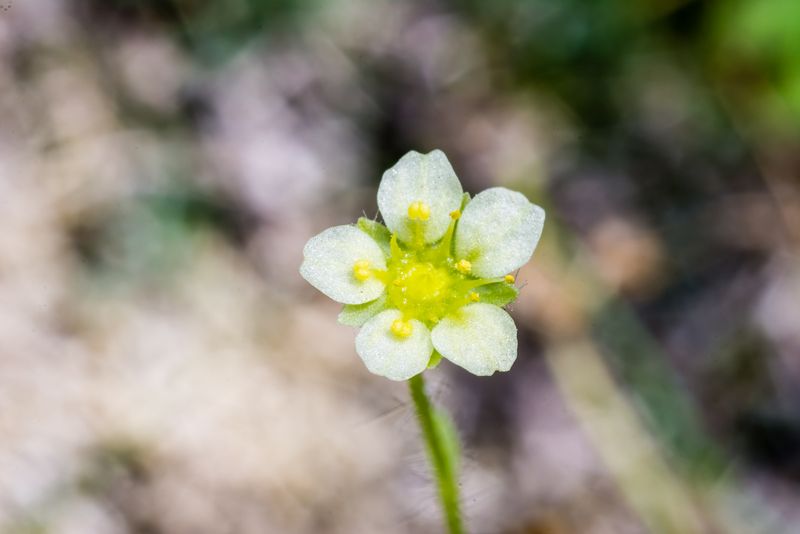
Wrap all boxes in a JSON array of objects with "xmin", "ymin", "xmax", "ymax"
[{"xmin": 1, "ymin": 0, "xmax": 800, "ymax": 532}]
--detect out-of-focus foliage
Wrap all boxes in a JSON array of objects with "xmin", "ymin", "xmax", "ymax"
[
  {"xmin": 91, "ymin": 0, "xmax": 318, "ymax": 63},
  {"xmin": 711, "ymin": 0, "xmax": 800, "ymax": 131},
  {"xmin": 2, "ymin": 0, "xmax": 800, "ymax": 532}
]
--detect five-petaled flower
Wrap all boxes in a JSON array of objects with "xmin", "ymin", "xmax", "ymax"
[{"xmin": 300, "ymin": 150, "xmax": 545, "ymax": 381}]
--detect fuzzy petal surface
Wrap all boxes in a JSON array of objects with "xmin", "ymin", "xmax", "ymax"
[
  {"xmin": 299, "ymin": 225, "xmax": 386, "ymax": 304},
  {"xmin": 377, "ymin": 150, "xmax": 463, "ymax": 245},
  {"xmin": 355, "ymin": 309, "xmax": 432, "ymax": 381},
  {"xmin": 431, "ymin": 303, "xmax": 517, "ymax": 376},
  {"xmin": 454, "ymin": 187, "xmax": 545, "ymax": 278}
]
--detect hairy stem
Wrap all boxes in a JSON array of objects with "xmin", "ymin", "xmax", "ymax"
[{"xmin": 408, "ymin": 373, "xmax": 464, "ymax": 534}]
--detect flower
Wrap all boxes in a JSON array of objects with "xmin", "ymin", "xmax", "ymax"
[{"xmin": 300, "ymin": 150, "xmax": 545, "ymax": 381}]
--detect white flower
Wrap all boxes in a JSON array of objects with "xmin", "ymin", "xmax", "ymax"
[{"xmin": 300, "ymin": 150, "xmax": 545, "ymax": 381}]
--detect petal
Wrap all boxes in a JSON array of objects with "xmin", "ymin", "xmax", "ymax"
[
  {"xmin": 355, "ymin": 309, "xmax": 433, "ymax": 381},
  {"xmin": 338, "ymin": 294, "xmax": 388, "ymax": 327},
  {"xmin": 431, "ymin": 303, "xmax": 517, "ymax": 376},
  {"xmin": 377, "ymin": 150, "xmax": 463, "ymax": 245},
  {"xmin": 454, "ymin": 187, "xmax": 545, "ymax": 278},
  {"xmin": 299, "ymin": 225, "xmax": 386, "ymax": 304}
]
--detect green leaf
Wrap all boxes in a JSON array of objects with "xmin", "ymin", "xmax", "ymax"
[
  {"xmin": 357, "ymin": 217, "xmax": 392, "ymax": 258},
  {"xmin": 338, "ymin": 294, "xmax": 389, "ymax": 326},
  {"xmin": 474, "ymin": 282, "xmax": 519, "ymax": 306}
]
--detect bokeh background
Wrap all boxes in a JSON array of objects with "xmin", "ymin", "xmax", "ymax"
[{"xmin": 2, "ymin": 0, "xmax": 800, "ymax": 532}]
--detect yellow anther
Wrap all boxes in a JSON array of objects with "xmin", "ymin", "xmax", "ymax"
[
  {"xmin": 456, "ymin": 259, "xmax": 472, "ymax": 274},
  {"xmin": 419, "ymin": 203, "xmax": 431, "ymax": 220},
  {"xmin": 392, "ymin": 278, "xmax": 403, "ymax": 286},
  {"xmin": 408, "ymin": 201, "xmax": 431, "ymax": 221},
  {"xmin": 353, "ymin": 260, "xmax": 372, "ymax": 281},
  {"xmin": 449, "ymin": 209, "xmax": 461, "ymax": 220},
  {"xmin": 504, "ymin": 274, "xmax": 515, "ymax": 284},
  {"xmin": 390, "ymin": 318, "xmax": 413, "ymax": 338},
  {"xmin": 469, "ymin": 292, "xmax": 480, "ymax": 302}
]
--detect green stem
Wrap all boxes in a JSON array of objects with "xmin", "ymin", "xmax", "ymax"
[{"xmin": 408, "ymin": 373, "xmax": 465, "ymax": 534}]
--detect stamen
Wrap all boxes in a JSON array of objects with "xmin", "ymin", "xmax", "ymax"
[
  {"xmin": 456, "ymin": 259, "xmax": 472, "ymax": 274},
  {"xmin": 435, "ymin": 208, "xmax": 460, "ymax": 259},
  {"xmin": 469, "ymin": 292, "xmax": 480, "ymax": 302},
  {"xmin": 419, "ymin": 203, "xmax": 430, "ymax": 220},
  {"xmin": 353, "ymin": 260, "xmax": 372, "ymax": 281},
  {"xmin": 408, "ymin": 201, "xmax": 431, "ymax": 221},
  {"xmin": 389, "ymin": 233, "xmax": 403, "ymax": 259},
  {"xmin": 504, "ymin": 274, "xmax": 515, "ymax": 284},
  {"xmin": 390, "ymin": 319, "xmax": 413, "ymax": 338}
]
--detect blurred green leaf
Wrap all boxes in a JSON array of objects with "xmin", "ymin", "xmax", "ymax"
[
  {"xmin": 93, "ymin": 0, "xmax": 319, "ymax": 64},
  {"xmin": 592, "ymin": 300, "xmax": 726, "ymax": 480}
]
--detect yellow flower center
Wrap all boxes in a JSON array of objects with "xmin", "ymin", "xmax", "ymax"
[
  {"xmin": 387, "ymin": 260, "xmax": 453, "ymax": 323},
  {"xmin": 357, "ymin": 206, "xmax": 515, "ymax": 330},
  {"xmin": 382, "ymin": 233, "xmax": 495, "ymax": 326}
]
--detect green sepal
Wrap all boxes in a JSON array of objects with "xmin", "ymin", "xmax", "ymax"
[
  {"xmin": 337, "ymin": 294, "xmax": 389, "ymax": 327},
  {"xmin": 427, "ymin": 350, "xmax": 443, "ymax": 369},
  {"xmin": 474, "ymin": 282, "xmax": 519, "ymax": 307},
  {"xmin": 357, "ymin": 217, "xmax": 392, "ymax": 258}
]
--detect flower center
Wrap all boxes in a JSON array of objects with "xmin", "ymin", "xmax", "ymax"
[
  {"xmin": 391, "ymin": 261, "xmax": 450, "ymax": 305},
  {"xmin": 385, "ymin": 253, "xmax": 469, "ymax": 325},
  {"xmin": 374, "ymin": 211, "xmax": 510, "ymax": 328}
]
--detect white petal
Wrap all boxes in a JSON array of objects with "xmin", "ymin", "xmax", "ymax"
[
  {"xmin": 377, "ymin": 150, "xmax": 463, "ymax": 244},
  {"xmin": 454, "ymin": 187, "xmax": 545, "ymax": 278},
  {"xmin": 355, "ymin": 309, "xmax": 432, "ymax": 381},
  {"xmin": 431, "ymin": 303, "xmax": 517, "ymax": 376},
  {"xmin": 299, "ymin": 225, "xmax": 386, "ymax": 304},
  {"xmin": 338, "ymin": 294, "xmax": 388, "ymax": 327}
]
